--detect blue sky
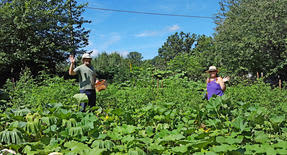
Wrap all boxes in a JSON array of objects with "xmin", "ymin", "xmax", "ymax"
[{"xmin": 78, "ymin": 0, "xmax": 221, "ymax": 60}]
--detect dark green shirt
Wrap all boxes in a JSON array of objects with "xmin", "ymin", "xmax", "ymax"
[{"xmin": 73, "ymin": 64, "xmax": 96, "ymax": 90}]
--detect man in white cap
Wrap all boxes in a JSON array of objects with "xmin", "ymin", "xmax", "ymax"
[{"xmin": 69, "ymin": 53, "xmax": 97, "ymax": 111}]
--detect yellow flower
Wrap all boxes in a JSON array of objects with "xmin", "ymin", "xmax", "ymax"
[
  {"xmin": 105, "ymin": 115, "xmax": 109, "ymax": 120},
  {"xmin": 204, "ymin": 128, "xmax": 211, "ymax": 133}
]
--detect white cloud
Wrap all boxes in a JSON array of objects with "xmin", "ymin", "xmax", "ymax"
[
  {"xmin": 168, "ymin": 24, "xmax": 180, "ymax": 31},
  {"xmin": 135, "ymin": 31, "xmax": 158, "ymax": 37},
  {"xmin": 135, "ymin": 24, "xmax": 180, "ymax": 38}
]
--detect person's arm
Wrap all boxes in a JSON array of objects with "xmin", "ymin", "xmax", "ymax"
[
  {"xmin": 205, "ymin": 78, "xmax": 209, "ymax": 97},
  {"xmin": 223, "ymin": 76, "xmax": 230, "ymax": 82},
  {"xmin": 92, "ymin": 70, "xmax": 99, "ymax": 83},
  {"xmin": 69, "ymin": 55, "xmax": 77, "ymax": 76},
  {"xmin": 95, "ymin": 76, "xmax": 99, "ymax": 83},
  {"xmin": 217, "ymin": 77, "xmax": 226, "ymax": 91}
]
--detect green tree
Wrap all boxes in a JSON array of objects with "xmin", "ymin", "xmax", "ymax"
[
  {"xmin": 127, "ymin": 51, "xmax": 143, "ymax": 67},
  {"xmin": 149, "ymin": 56, "xmax": 166, "ymax": 70},
  {"xmin": 193, "ymin": 35, "xmax": 216, "ymax": 69},
  {"xmin": 158, "ymin": 32, "xmax": 198, "ymax": 63},
  {"xmin": 167, "ymin": 54, "xmax": 205, "ymax": 81},
  {"xmin": 94, "ymin": 52, "xmax": 130, "ymax": 83},
  {"xmin": 0, "ymin": 0, "xmax": 90, "ymax": 86},
  {"xmin": 214, "ymin": 0, "xmax": 287, "ymax": 79}
]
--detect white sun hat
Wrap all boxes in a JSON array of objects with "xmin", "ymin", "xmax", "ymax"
[
  {"xmin": 206, "ymin": 66, "xmax": 218, "ymax": 72},
  {"xmin": 81, "ymin": 53, "xmax": 92, "ymax": 61}
]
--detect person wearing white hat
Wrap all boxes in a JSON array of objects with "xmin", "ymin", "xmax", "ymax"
[
  {"xmin": 69, "ymin": 53, "xmax": 97, "ymax": 111},
  {"xmin": 206, "ymin": 66, "xmax": 230, "ymax": 100}
]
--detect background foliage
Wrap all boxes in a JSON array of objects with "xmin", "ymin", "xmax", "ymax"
[
  {"xmin": 0, "ymin": 0, "xmax": 90, "ymax": 86},
  {"xmin": 214, "ymin": 0, "xmax": 287, "ymax": 79}
]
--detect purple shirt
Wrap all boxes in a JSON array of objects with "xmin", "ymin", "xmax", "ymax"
[{"xmin": 207, "ymin": 79, "xmax": 224, "ymax": 100}]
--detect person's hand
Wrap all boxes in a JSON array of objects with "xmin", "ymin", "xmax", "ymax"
[
  {"xmin": 69, "ymin": 55, "xmax": 75, "ymax": 64},
  {"xmin": 223, "ymin": 76, "xmax": 230, "ymax": 82}
]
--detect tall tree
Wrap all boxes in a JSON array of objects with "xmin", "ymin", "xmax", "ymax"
[
  {"xmin": 0, "ymin": 0, "xmax": 90, "ymax": 86},
  {"xmin": 150, "ymin": 56, "xmax": 166, "ymax": 70},
  {"xmin": 127, "ymin": 51, "xmax": 143, "ymax": 67},
  {"xmin": 193, "ymin": 35, "xmax": 216, "ymax": 69},
  {"xmin": 167, "ymin": 54, "xmax": 204, "ymax": 81},
  {"xmin": 214, "ymin": 0, "xmax": 287, "ymax": 78},
  {"xmin": 158, "ymin": 32, "xmax": 197, "ymax": 63},
  {"xmin": 94, "ymin": 52, "xmax": 130, "ymax": 82}
]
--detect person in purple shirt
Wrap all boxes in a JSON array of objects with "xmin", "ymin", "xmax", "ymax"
[{"xmin": 206, "ymin": 66, "xmax": 230, "ymax": 100}]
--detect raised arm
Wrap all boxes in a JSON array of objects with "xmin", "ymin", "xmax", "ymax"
[
  {"xmin": 69, "ymin": 55, "xmax": 77, "ymax": 76},
  {"xmin": 218, "ymin": 76, "xmax": 230, "ymax": 91},
  {"xmin": 217, "ymin": 77, "xmax": 226, "ymax": 91}
]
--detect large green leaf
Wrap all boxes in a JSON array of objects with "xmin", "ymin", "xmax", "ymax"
[
  {"xmin": 171, "ymin": 144, "xmax": 188, "ymax": 153},
  {"xmin": 128, "ymin": 147, "xmax": 146, "ymax": 155},
  {"xmin": 162, "ymin": 134, "xmax": 185, "ymax": 141},
  {"xmin": 272, "ymin": 141, "xmax": 287, "ymax": 149},
  {"xmin": 216, "ymin": 136, "xmax": 243, "ymax": 145},
  {"xmin": 211, "ymin": 144, "xmax": 237, "ymax": 152},
  {"xmin": 91, "ymin": 140, "xmax": 115, "ymax": 150},
  {"xmin": 148, "ymin": 144, "xmax": 164, "ymax": 151},
  {"xmin": 73, "ymin": 93, "xmax": 88, "ymax": 103},
  {"xmin": 254, "ymin": 131, "xmax": 269, "ymax": 143},
  {"xmin": 0, "ymin": 129, "xmax": 24, "ymax": 144},
  {"xmin": 270, "ymin": 115, "xmax": 285, "ymax": 124},
  {"xmin": 64, "ymin": 141, "xmax": 91, "ymax": 154},
  {"xmin": 68, "ymin": 127, "xmax": 84, "ymax": 137}
]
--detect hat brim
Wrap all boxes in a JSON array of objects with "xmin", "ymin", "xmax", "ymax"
[
  {"xmin": 82, "ymin": 57, "xmax": 92, "ymax": 61},
  {"xmin": 206, "ymin": 69, "xmax": 218, "ymax": 73}
]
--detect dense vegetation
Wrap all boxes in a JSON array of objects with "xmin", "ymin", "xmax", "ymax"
[
  {"xmin": 1, "ymin": 0, "xmax": 287, "ymax": 154},
  {"xmin": 1, "ymin": 70, "xmax": 287, "ymax": 154},
  {"xmin": 0, "ymin": 0, "xmax": 90, "ymax": 86}
]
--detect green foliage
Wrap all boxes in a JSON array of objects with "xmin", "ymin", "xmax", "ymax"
[
  {"xmin": 73, "ymin": 93, "xmax": 88, "ymax": 104},
  {"xmin": 2, "ymin": 0, "xmax": 287, "ymax": 154},
  {"xmin": 168, "ymin": 53, "xmax": 205, "ymax": 81},
  {"xmin": 4, "ymin": 70, "xmax": 78, "ymax": 108},
  {"xmin": 0, "ymin": 0, "xmax": 90, "ymax": 86},
  {"xmin": 214, "ymin": 0, "xmax": 287, "ymax": 79},
  {"xmin": 0, "ymin": 129, "xmax": 24, "ymax": 145},
  {"xmin": 127, "ymin": 51, "xmax": 143, "ymax": 67},
  {"xmin": 193, "ymin": 35, "xmax": 216, "ymax": 69},
  {"xmin": 93, "ymin": 52, "xmax": 131, "ymax": 83},
  {"xmin": 1, "ymin": 67, "xmax": 287, "ymax": 154},
  {"xmin": 158, "ymin": 32, "xmax": 198, "ymax": 63},
  {"xmin": 149, "ymin": 56, "xmax": 166, "ymax": 69}
]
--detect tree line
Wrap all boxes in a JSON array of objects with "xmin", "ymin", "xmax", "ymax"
[{"xmin": 0, "ymin": 0, "xmax": 286, "ymax": 86}]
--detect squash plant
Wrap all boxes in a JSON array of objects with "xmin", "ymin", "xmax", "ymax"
[{"xmin": 1, "ymin": 71, "xmax": 287, "ymax": 154}]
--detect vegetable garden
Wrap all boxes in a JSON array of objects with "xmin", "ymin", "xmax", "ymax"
[
  {"xmin": 1, "ymin": 0, "xmax": 287, "ymax": 154},
  {"xmin": 1, "ymin": 71, "xmax": 287, "ymax": 155}
]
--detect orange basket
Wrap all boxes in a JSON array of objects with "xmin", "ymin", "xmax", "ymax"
[{"xmin": 95, "ymin": 80, "xmax": 107, "ymax": 92}]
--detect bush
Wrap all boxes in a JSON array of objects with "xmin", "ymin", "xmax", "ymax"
[{"xmin": 4, "ymin": 69, "xmax": 78, "ymax": 108}]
